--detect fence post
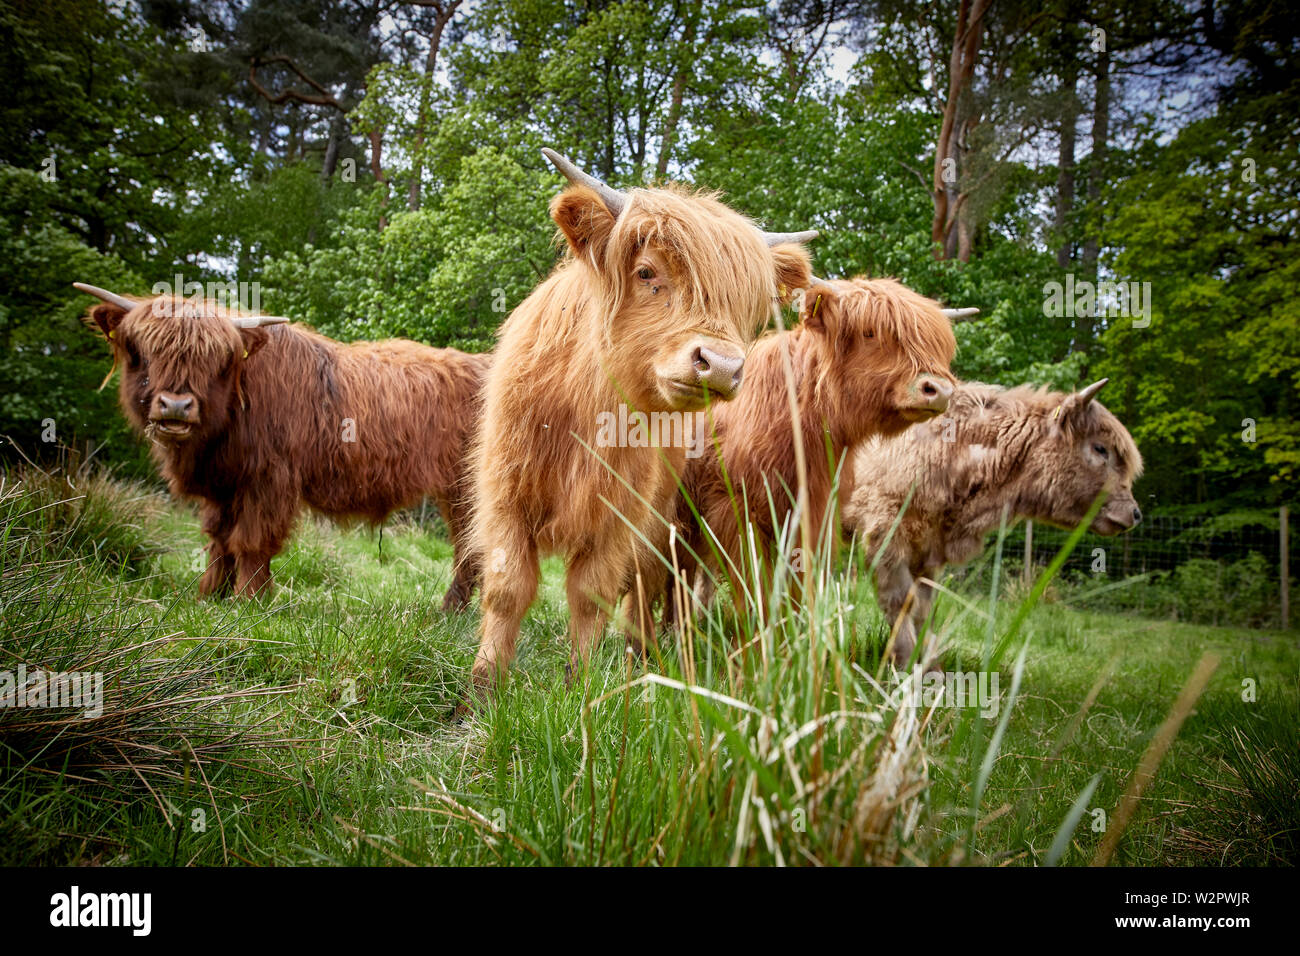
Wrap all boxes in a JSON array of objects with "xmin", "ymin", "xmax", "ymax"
[
  {"xmin": 1282, "ymin": 505, "xmax": 1290, "ymax": 630},
  {"xmin": 1024, "ymin": 520, "xmax": 1034, "ymax": 585}
]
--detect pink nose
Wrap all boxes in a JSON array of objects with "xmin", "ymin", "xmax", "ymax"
[
  {"xmin": 692, "ymin": 346, "xmax": 744, "ymax": 398},
  {"xmin": 911, "ymin": 374, "xmax": 952, "ymax": 412},
  {"xmin": 152, "ymin": 393, "xmax": 196, "ymax": 421}
]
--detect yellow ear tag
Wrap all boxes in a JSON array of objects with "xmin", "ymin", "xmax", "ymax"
[
  {"xmin": 1052, "ymin": 405, "xmax": 1062, "ymax": 421},
  {"xmin": 243, "ymin": 349, "xmax": 249, "ymax": 359},
  {"xmin": 108, "ymin": 330, "xmax": 115, "ymax": 339}
]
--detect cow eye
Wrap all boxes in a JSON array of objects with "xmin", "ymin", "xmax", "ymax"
[
  {"xmin": 637, "ymin": 266, "xmax": 655, "ymax": 281},
  {"xmin": 863, "ymin": 329, "xmax": 875, "ymax": 340},
  {"xmin": 1093, "ymin": 443, "xmax": 1108, "ymax": 458}
]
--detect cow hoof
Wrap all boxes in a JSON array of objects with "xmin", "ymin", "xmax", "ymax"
[{"xmin": 441, "ymin": 591, "xmax": 473, "ymax": 614}]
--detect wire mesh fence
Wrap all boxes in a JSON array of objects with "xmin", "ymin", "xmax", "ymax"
[{"xmin": 982, "ymin": 507, "xmax": 1296, "ymax": 629}]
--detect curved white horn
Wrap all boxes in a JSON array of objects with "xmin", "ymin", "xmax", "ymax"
[
  {"xmin": 1077, "ymin": 378, "xmax": 1108, "ymax": 405},
  {"xmin": 942, "ymin": 307, "xmax": 980, "ymax": 321},
  {"xmin": 541, "ymin": 148, "xmax": 627, "ymax": 217},
  {"xmin": 73, "ymin": 282, "xmax": 137, "ymax": 312},
  {"xmin": 763, "ymin": 229, "xmax": 818, "ymax": 247},
  {"xmin": 229, "ymin": 315, "xmax": 291, "ymax": 328}
]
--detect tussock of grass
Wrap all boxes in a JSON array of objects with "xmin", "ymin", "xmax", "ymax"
[
  {"xmin": 0, "ymin": 447, "xmax": 173, "ymax": 573},
  {"xmin": 0, "ymin": 465, "xmax": 302, "ymax": 865}
]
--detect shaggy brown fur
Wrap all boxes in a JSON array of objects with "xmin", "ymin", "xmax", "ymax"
[
  {"xmin": 669, "ymin": 277, "xmax": 958, "ymax": 619},
  {"xmin": 843, "ymin": 379, "xmax": 1143, "ymax": 667},
  {"xmin": 469, "ymin": 182, "xmax": 812, "ymax": 695},
  {"xmin": 88, "ymin": 296, "xmax": 488, "ymax": 607}
]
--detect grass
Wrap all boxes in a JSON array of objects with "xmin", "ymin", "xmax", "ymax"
[{"xmin": 1, "ymin": 461, "xmax": 1296, "ymax": 866}]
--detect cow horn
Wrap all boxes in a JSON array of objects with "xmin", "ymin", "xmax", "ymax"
[
  {"xmin": 542, "ymin": 148, "xmax": 627, "ymax": 217},
  {"xmin": 1077, "ymin": 378, "xmax": 1108, "ymax": 405},
  {"xmin": 228, "ymin": 315, "xmax": 291, "ymax": 328},
  {"xmin": 73, "ymin": 282, "xmax": 137, "ymax": 312},
  {"xmin": 542, "ymin": 148, "xmax": 816, "ymax": 246},
  {"xmin": 762, "ymin": 229, "xmax": 819, "ymax": 247},
  {"xmin": 942, "ymin": 307, "xmax": 980, "ymax": 321}
]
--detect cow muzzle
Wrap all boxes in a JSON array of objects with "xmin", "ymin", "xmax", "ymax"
[
  {"xmin": 662, "ymin": 342, "xmax": 746, "ymax": 406},
  {"xmin": 148, "ymin": 392, "xmax": 200, "ymax": 440},
  {"xmin": 899, "ymin": 374, "xmax": 953, "ymax": 421},
  {"xmin": 1093, "ymin": 499, "xmax": 1142, "ymax": 535}
]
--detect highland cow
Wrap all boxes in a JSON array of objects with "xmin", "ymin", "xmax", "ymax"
[
  {"xmin": 76, "ymin": 283, "xmax": 487, "ymax": 608},
  {"xmin": 843, "ymin": 378, "xmax": 1143, "ymax": 667},
  {"xmin": 668, "ymin": 277, "xmax": 959, "ymax": 622},
  {"xmin": 467, "ymin": 149, "xmax": 814, "ymax": 697}
]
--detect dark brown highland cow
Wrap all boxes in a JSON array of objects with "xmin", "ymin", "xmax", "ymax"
[{"xmin": 76, "ymin": 283, "xmax": 487, "ymax": 608}]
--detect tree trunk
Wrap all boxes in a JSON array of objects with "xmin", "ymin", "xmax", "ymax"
[
  {"xmin": 322, "ymin": 114, "xmax": 342, "ymax": 183},
  {"xmin": 1081, "ymin": 42, "xmax": 1110, "ymax": 279},
  {"xmin": 407, "ymin": 3, "xmax": 459, "ymax": 211},
  {"xmin": 931, "ymin": 0, "xmax": 992, "ymax": 260},
  {"xmin": 1081, "ymin": 42, "xmax": 1110, "ymax": 346},
  {"xmin": 1055, "ymin": 59, "xmax": 1079, "ymax": 269},
  {"xmin": 656, "ymin": 13, "xmax": 698, "ymax": 180},
  {"xmin": 371, "ymin": 126, "xmax": 389, "ymax": 230}
]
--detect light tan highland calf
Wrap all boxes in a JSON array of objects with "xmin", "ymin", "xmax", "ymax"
[
  {"xmin": 467, "ymin": 150, "xmax": 813, "ymax": 701},
  {"xmin": 843, "ymin": 378, "xmax": 1143, "ymax": 668}
]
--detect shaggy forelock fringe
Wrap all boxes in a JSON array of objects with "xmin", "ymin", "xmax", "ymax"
[
  {"xmin": 122, "ymin": 298, "xmax": 245, "ymax": 364},
  {"xmin": 839, "ymin": 278, "xmax": 957, "ymax": 373},
  {"xmin": 599, "ymin": 185, "xmax": 779, "ymax": 340},
  {"xmin": 971, "ymin": 381, "xmax": 1144, "ymax": 484},
  {"xmin": 801, "ymin": 277, "xmax": 957, "ymax": 408}
]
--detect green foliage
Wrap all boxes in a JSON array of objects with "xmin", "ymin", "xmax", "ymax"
[
  {"xmin": 1, "ymin": 0, "xmax": 1295, "ymax": 518},
  {"xmin": 262, "ymin": 145, "xmax": 559, "ymax": 349},
  {"xmin": 1096, "ymin": 87, "xmax": 1300, "ymax": 504}
]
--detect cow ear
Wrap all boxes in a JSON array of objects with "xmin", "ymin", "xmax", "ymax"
[
  {"xmin": 800, "ymin": 283, "xmax": 836, "ymax": 334},
  {"xmin": 238, "ymin": 327, "xmax": 270, "ymax": 362},
  {"xmin": 87, "ymin": 303, "xmax": 128, "ymax": 343},
  {"xmin": 1055, "ymin": 377, "xmax": 1107, "ymax": 429},
  {"xmin": 771, "ymin": 243, "xmax": 812, "ymax": 306},
  {"xmin": 1056, "ymin": 378, "xmax": 1108, "ymax": 426},
  {"xmin": 550, "ymin": 185, "xmax": 617, "ymax": 262}
]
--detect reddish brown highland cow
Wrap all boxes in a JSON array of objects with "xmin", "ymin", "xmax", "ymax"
[
  {"xmin": 669, "ymin": 277, "xmax": 960, "ymax": 619},
  {"xmin": 468, "ymin": 150, "xmax": 814, "ymax": 697},
  {"xmin": 76, "ymin": 283, "xmax": 487, "ymax": 608},
  {"xmin": 843, "ymin": 378, "xmax": 1143, "ymax": 668}
]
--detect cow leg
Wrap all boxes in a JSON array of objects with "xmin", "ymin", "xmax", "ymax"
[
  {"xmin": 232, "ymin": 546, "xmax": 279, "ymax": 598},
  {"xmin": 469, "ymin": 527, "xmax": 540, "ymax": 698},
  {"xmin": 197, "ymin": 501, "xmax": 236, "ymax": 598},
  {"xmin": 910, "ymin": 563, "xmax": 944, "ymax": 673},
  {"xmin": 437, "ymin": 495, "xmax": 480, "ymax": 613},
  {"xmin": 876, "ymin": 558, "xmax": 919, "ymax": 668},
  {"xmin": 228, "ymin": 493, "xmax": 295, "ymax": 598},
  {"xmin": 565, "ymin": 549, "xmax": 626, "ymax": 682},
  {"xmin": 620, "ymin": 521, "xmax": 672, "ymax": 657}
]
